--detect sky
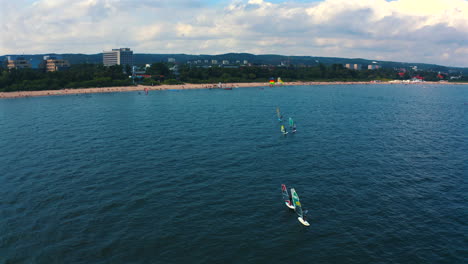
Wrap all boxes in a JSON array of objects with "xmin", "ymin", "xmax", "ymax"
[{"xmin": 1, "ymin": 0, "xmax": 467, "ymax": 67}]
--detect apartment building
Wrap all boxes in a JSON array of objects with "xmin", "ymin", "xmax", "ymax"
[
  {"xmin": 43, "ymin": 55, "xmax": 70, "ymax": 72},
  {"xmin": 103, "ymin": 48, "xmax": 133, "ymax": 67},
  {"xmin": 7, "ymin": 56, "xmax": 32, "ymax": 70}
]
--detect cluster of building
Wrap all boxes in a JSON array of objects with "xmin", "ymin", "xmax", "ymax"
[
  {"xmin": 344, "ymin": 63, "xmax": 381, "ymax": 70},
  {"xmin": 4, "ymin": 55, "xmax": 70, "ymax": 72},
  {"xmin": 6, "ymin": 49, "xmax": 459, "ymax": 83},
  {"xmin": 185, "ymin": 59, "xmax": 249, "ymax": 66},
  {"xmin": 3, "ymin": 47, "xmax": 385, "ymax": 72},
  {"xmin": 3, "ymin": 48, "xmax": 135, "ymax": 72}
]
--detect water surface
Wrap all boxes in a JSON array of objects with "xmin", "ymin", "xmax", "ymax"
[{"xmin": 0, "ymin": 84, "xmax": 466, "ymax": 263}]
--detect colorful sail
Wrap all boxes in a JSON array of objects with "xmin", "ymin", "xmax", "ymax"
[
  {"xmin": 282, "ymin": 184, "xmax": 289, "ymax": 201},
  {"xmin": 281, "ymin": 184, "xmax": 293, "ymax": 208},
  {"xmin": 288, "ymin": 117, "xmax": 294, "ymax": 128},
  {"xmin": 276, "ymin": 107, "xmax": 282, "ymax": 121},
  {"xmin": 281, "ymin": 125, "xmax": 287, "ymax": 134},
  {"xmin": 290, "ymin": 188, "xmax": 303, "ymax": 218}
]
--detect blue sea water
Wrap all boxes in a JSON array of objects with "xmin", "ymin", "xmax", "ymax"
[{"xmin": 0, "ymin": 84, "xmax": 466, "ymax": 264}]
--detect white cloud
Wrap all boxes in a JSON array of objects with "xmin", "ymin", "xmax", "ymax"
[{"xmin": 1, "ymin": 0, "xmax": 467, "ymax": 66}]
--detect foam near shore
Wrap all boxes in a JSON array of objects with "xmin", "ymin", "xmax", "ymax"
[{"xmin": 0, "ymin": 81, "xmax": 465, "ymax": 99}]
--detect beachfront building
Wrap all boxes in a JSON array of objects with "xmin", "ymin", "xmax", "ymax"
[
  {"xmin": 168, "ymin": 58, "xmax": 176, "ymax": 63},
  {"xmin": 7, "ymin": 56, "xmax": 32, "ymax": 70},
  {"xmin": 43, "ymin": 55, "xmax": 70, "ymax": 72},
  {"xmin": 345, "ymin": 64, "xmax": 362, "ymax": 70},
  {"xmin": 211, "ymin": 60, "xmax": 218, "ymax": 65},
  {"xmin": 103, "ymin": 48, "xmax": 133, "ymax": 67}
]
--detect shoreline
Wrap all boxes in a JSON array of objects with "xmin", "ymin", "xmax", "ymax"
[{"xmin": 1, "ymin": 81, "xmax": 466, "ymax": 99}]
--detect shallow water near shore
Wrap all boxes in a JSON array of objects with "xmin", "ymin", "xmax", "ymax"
[{"xmin": 0, "ymin": 84, "xmax": 466, "ymax": 263}]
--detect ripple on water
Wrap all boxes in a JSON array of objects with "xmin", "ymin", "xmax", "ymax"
[{"xmin": 0, "ymin": 84, "xmax": 466, "ymax": 263}]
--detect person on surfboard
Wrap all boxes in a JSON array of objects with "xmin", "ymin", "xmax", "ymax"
[{"xmin": 303, "ymin": 210, "xmax": 309, "ymax": 222}]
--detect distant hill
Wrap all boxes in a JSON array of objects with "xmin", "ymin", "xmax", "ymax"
[{"xmin": 1, "ymin": 53, "xmax": 466, "ymax": 74}]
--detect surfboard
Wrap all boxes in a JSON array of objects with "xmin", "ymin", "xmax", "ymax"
[{"xmin": 298, "ymin": 217, "xmax": 310, "ymax": 226}]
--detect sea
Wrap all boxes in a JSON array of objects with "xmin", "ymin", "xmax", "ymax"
[{"xmin": 0, "ymin": 84, "xmax": 466, "ymax": 264}]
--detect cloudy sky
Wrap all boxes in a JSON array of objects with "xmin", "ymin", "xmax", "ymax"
[{"xmin": 1, "ymin": 0, "xmax": 467, "ymax": 67}]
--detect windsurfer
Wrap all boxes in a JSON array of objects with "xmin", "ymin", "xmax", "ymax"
[{"xmin": 303, "ymin": 210, "xmax": 308, "ymax": 222}]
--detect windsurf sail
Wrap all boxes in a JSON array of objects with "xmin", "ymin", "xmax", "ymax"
[
  {"xmin": 281, "ymin": 125, "xmax": 287, "ymax": 134},
  {"xmin": 289, "ymin": 117, "xmax": 294, "ymax": 128},
  {"xmin": 290, "ymin": 188, "xmax": 303, "ymax": 218},
  {"xmin": 276, "ymin": 107, "xmax": 282, "ymax": 121},
  {"xmin": 281, "ymin": 184, "xmax": 293, "ymax": 207}
]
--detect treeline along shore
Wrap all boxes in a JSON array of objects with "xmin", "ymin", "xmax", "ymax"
[{"xmin": 1, "ymin": 62, "xmax": 467, "ymax": 99}]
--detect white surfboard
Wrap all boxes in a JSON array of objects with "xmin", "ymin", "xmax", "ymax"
[
  {"xmin": 285, "ymin": 201, "xmax": 295, "ymax": 210},
  {"xmin": 298, "ymin": 217, "xmax": 310, "ymax": 226}
]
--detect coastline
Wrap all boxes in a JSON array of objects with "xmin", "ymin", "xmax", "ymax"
[{"xmin": 0, "ymin": 81, "xmax": 466, "ymax": 99}]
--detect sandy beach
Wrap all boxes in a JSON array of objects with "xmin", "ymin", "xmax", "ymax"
[{"xmin": 0, "ymin": 81, "xmax": 466, "ymax": 99}]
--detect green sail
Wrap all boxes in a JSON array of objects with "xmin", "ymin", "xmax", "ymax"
[{"xmin": 290, "ymin": 188, "xmax": 303, "ymax": 218}]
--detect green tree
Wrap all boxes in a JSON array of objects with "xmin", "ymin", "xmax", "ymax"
[{"xmin": 146, "ymin": 63, "xmax": 170, "ymax": 76}]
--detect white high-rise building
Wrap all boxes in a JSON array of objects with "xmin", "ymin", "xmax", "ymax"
[{"xmin": 103, "ymin": 48, "xmax": 133, "ymax": 67}]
